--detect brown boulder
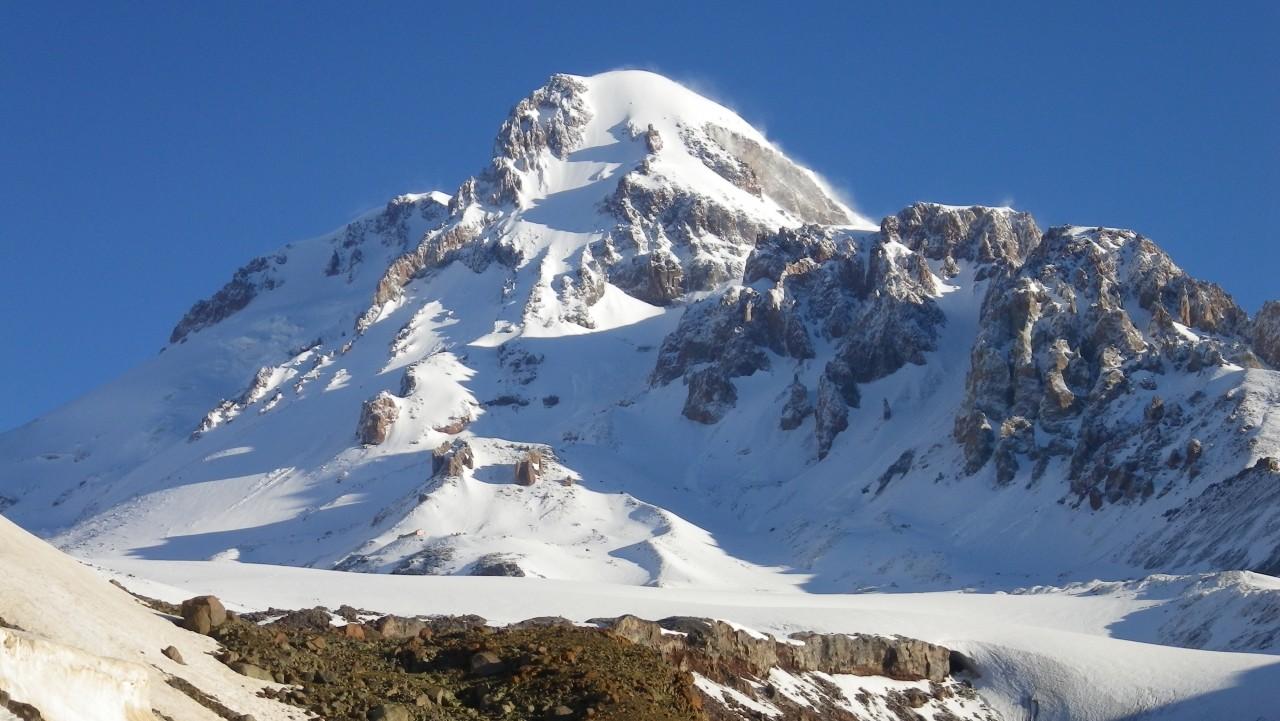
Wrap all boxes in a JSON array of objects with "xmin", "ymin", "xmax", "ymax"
[
  {"xmin": 179, "ymin": 595, "xmax": 227, "ymax": 635},
  {"xmin": 469, "ymin": 650, "xmax": 504, "ymax": 676},
  {"xmin": 373, "ymin": 615, "xmax": 426, "ymax": 639},
  {"xmin": 514, "ymin": 449, "xmax": 543, "ymax": 486}
]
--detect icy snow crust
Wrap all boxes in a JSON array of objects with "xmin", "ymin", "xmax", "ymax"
[{"xmin": 0, "ymin": 70, "xmax": 1277, "ymax": 718}]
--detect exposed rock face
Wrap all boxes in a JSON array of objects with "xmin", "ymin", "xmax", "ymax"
[
  {"xmin": 432, "ymin": 441, "xmax": 474, "ymax": 477},
  {"xmin": 480, "ymin": 73, "xmax": 592, "ymax": 207},
  {"xmin": 357, "ymin": 392, "xmax": 399, "ymax": 446},
  {"xmin": 681, "ymin": 368, "xmax": 738, "ymax": 424},
  {"xmin": 356, "ymin": 219, "xmax": 478, "ymax": 333},
  {"xmin": 1254, "ymin": 300, "xmax": 1280, "ymax": 367},
  {"xmin": 954, "ymin": 225, "xmax": 1256, "ymax": 508},
  {"xmin": 170, "ymin": 254, "xmax": 286, "ymax": 343},
  {"xmin": 655, "ymin": 222, "xmax": 942, "ymax": 455},
  {"xmin": 180, "ymin": 595, "xmax": 227, "ymax": 636},
  {"xmin": 884, "ymin": 202, "xmax": 1041, "ymax": 272},
  {"xmin": 814, "ymin": 372, "xmax": 851, "ymax": 460},
  {"xmin": 602, "ymin": 173, "xmax": 771, "ymax": 304}
]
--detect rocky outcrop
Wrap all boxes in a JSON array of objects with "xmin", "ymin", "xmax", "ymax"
[
  {"xmin": 814, "ymin": 371, "xmax": 851, "ymax": 459},
  {"xmin": 357, "ymin": 392, "xmax": 399, "ymax": 446},
  {"xmin": 655, "ymin": 221, "xmax": 942, "ymax": 456},
  {"xmin": 481, "ymin": 74, "xmax": 591, "ymax": 207},
  {"xmin": 470, "ymin": 554, "xmax": 526, "ymax": 577},
  {"xmin": 954, "ymin": 225, "xmax": 1257, "ymax": 509},
  {"xmin": 602, "ymin": 172, "xmax": 770, "ymax": 303},
  {"xmin": 597, "ymin": 615, "xmax": 953, "ymax": 683},
  {"xmin": 884, "ymin": 203, "xmax": 1040, "ymax": 272},
  {"xmin": 170, "ymin": 254, "xmax": 286, "ymax": 344},
  {"xmin": 514, "ymin": 449, "xmax": 543, "ymax": 486},
  {"xmin": 355, "ymin": 220, "xmax": 480, "ymax": 333},
  {"xmin": 1254, "ymin": 300, "xmax": 1280, "ymax": 367},
  {"xmin": 681, "ymin": 124, "xmax": 852, "ymax": 225},
  {"xmin": 432, "ymin": 441, "xmax": 474, "ymax": 477}
]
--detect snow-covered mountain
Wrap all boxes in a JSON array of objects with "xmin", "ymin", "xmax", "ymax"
[{"xmin": 1, "ymin": 70, "xmax": 1277, "ymax": 599}]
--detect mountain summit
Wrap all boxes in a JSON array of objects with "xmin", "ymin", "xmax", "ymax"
[{"xmin": 1, "ymin": 70, "xmax": 1277, "ymax": 594}]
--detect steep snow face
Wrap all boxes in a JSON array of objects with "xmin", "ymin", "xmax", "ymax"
[{"xmin": 0, "ymin": 70, "xmax": 1277, "ymax": 602}]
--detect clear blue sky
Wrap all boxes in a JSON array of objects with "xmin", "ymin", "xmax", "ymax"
[{"xmin": 2, "ymin": 2, "xmax": 1276, "ymax": 431}]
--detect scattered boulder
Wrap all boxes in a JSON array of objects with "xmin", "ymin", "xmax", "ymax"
[
  {"xmin": 514, "ymin": 449, "xmax": 543, "ymax": 486},
  {"xmin": 179, "ymin": 595, "xmax": 227, "ymax": 635},
  {"xmin": 230, "ymin": 661, "xmax": 274, "ymax": 682},
  {"xmin": 469, "ymin": 651, "xmax": 504, "ymax": 677},
  {"xmin": 366, "ymin": 703, "xmax": 411, "ymax": 721},
  {"xmin": 268, "ymin": 606, "xmax": 332, "ymax": 633},
  {"xmin": 161, "ymin": 645, "xmax": 185, "ymax": 664},
  {"xmin": 340, "ymin": 623, "xmax": 368, "ymax": 640},
  {"xmin": 372, "ymin": 615, "xmax": 426, "ymax": 640}
]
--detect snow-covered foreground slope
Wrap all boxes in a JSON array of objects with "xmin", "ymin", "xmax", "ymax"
[
  {"xmin": 99, "ymin": 557, "xmax": 1278, "ymax": 721},
  {"xmin": 0, "ymin": 515, "xmax": 303, "ymax": 721}
]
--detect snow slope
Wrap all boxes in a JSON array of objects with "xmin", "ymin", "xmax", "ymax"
[{"xmin": 0, "ymin": 515, "xmax": 304, "ymax": 721}]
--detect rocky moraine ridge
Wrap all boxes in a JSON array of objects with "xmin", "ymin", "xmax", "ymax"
[{"xmin": 145, "ymin": 592, "xmax": 992, "ymax": 721}]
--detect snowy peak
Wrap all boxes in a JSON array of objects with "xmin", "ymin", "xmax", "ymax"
[
  {"xmin": 2, "ymin": 70, "xmax": 1279, "ymax": 602},
  {"xmin": 475, "ymin": 71, "xmax": 864, "ymax": 225}
]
